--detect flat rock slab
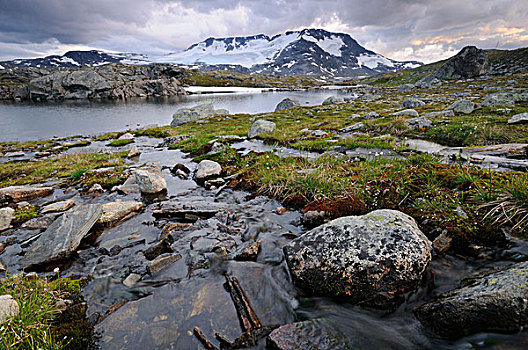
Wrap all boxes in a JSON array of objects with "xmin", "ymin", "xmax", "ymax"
[
  {"xmin": 97, "ymin": 201, "xmax": 143, "ymax": 226},
  {"xmin": 0, "ymin": 186, "xmax": 53, "ymax": 203},
  {"xmin": 21, "ymin": 204, "xmax": 102, "ymax": 269},
  {"xmin": 267, "ymin": 320, "xmax": 349, "ymax": 349},
  {"xmin": 152, "ymin": 198, "xmax": 227, "ymax": 222},
  {"xmin": 40, "ymin": 199, "xmax": 75, "ymax": 214},
  {"xmin": 415, "ymin": 261, "xmax": 528, "ymax": 338}
]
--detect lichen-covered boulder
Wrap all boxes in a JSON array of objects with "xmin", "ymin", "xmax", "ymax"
[
  {"xmin": 248, "ymin": 119, "xmax": 276, "ymax": 138},
  {"xmin": 446, "ymin": 99, "xmax": 474, "ymax": 114},
  {"xmin": 414, "ymin": 261, "xmax": 528, "ymax": 339},
  {"xmin": 405, "ymin": 116, "xmax": 433, "ymax": 130},
  {"xmin": 322, "ymin": 95, "xmax": 344, "ymax": 105},
  {"xmin": 284, "ymin": 209, "xmax": 432, "ymax": 307},
  {"xmin": 508, "ymin": 112, "xmax": 528, "ymax": 125},
  {"xmin": 275, "ymin": 98, "xmax": 300, "ymax": 111},
  {"xmin": 402, "ymin": 98, "xmax": 425, "ymax": 109},
  {"xmin": 194, "ymin": 160, "xmax": 222, "ymax": 182},
  {"xmin": 134, "ymin": 170, "xmax": 167, "ymax": 194}
]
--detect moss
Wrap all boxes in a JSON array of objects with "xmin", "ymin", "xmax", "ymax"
[
  {"xmin": 13, "ymin": 205, "xmax": 38, "ymax": 225},
  {"xmin": 107, "ymin": 139, "xmax": 134, "ymax": 147}
]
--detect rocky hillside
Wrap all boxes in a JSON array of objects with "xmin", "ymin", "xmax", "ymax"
[{"xmin": 0, "ymin": 64, "xmax": 185, "ymax": 101}]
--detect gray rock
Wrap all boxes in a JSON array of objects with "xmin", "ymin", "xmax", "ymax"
[
  {"xmin": 97, "ymin": 201, "xmax": 143, "ymax": 226},
  {"xmin": 405, "ymin": 116, "xmax": 433, "ymax": 130},
  {"xmin": 115, "ymin": 177, "xmax": 140, "ymax": 194},
  {"xmin": 170, "ymin": 103, "xmax": 227, "ymax": 127},
  {"xmin": 423, "ymin": 110, "xmax": 455, "ymax": 118},
  {"xmin": 446, "ymin": 100, "xmax": 474, "ymax": 114},
  {"xmin": 399, "ymin": 84, "xmax": 415, "ymax": 93},
  {"xmin": 127, "ymin": 145, "xmax": 141, "ymax": 158},
  {"xmin": 86, "ymin": 183, "xmax": 104, "ymax": 196},
  {"xmin": 392, "ymin": 109, "xmax": 419, "ymax": 117},
  {"xmin": 433, "ymin": 46, "xmax": 489, "ymax": 80},
  {"xmin": 147, "ymin": 254, "xmax": 182, "ymax": 275},
  {"xmin": 363, "ymin": 112, "xmax": 380, "ymax": 119},
  {"xmin": 118, "ymin": 132, "xmax": 134, "ymax": 140},
  {"xmin": 0, "ymin": 185, "xmax": 53, "ymax": 203},
  {"xmin": 481, "ymin": 92, "xmax": 528, "ymax": 107},
  {"xmin": 402, "ymin": 98, "xmax": 425, "ymax": 109},
  {"xmin": 152, "ymin": 198, "xmax": 227, "ymax": 221},
  {"xmin": 322, "ymin": 95, "xmax": 344, "ymax": 105},
  {"xmin": 40, "ymin": 199, "xmax": 75, "ymax": 214},
  {"xmin": 0, "ymin": 295, "xmax": 19, "ymax": 323},
  {"xmin": 194, "ymin": 160, "xmax": 222, "ymax": 182},
  {"xmin": 21, "ymin": 204, "xmax": 103, "ymax": 269},
  {"xmin": 348, "ymin": 114, "xmax": 361, "ymax": 120},
  {"xmin": 508, "ymin": 112, "xmax": 528, "ymax": 125},
  {"xmin": 285, "ymin": 209, "xmax": 432, "ymax": 307},
  {"xmin": 414, "ymin": 261, "xmax": 528, "ymax": 338},
  {"xmin": 339, "ymin": 123, "xmax": 364, "ymax": 133},
  {"xmin": 0, "ymin": 207, "xmax": 15, "ymax": 231},
  {"xmin": 275, "ymin": 98, "xmax": 300, "ymax": 111},
  {"xmin": 248, "ymin": 119, "xmax": 276, "ymax": 138},
  {"xmin": 134, "ymin": 170, "xmax": 167, "ymax": 194},
  {"xmin": 6, "ymin": 151, "xmax": 25, "ymax": 158},
  {"xmin": 267, "ymin": 320, "xmax": 348, "ymax": 349},
  {"xmin": 123, "ymin": 273, "xmax": 141, "ymax": 288},
  {"xmin": 21, "ymin": 216, "xmax": 54, "ymax": 230}
]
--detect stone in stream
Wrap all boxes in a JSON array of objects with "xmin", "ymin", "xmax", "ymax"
[
  {"xmin": 127, "ymin": 145, "xmax": 141, "ymax": 158},
  {"xmin": 284, "ymin": 209, "xmax": 432, "ymax": 307},
  {"xmin": 0, "ymin": 295, "xmax": 19, "ymax": 323},
  {"xmin": 40, "ymin": 199, "xmax": 75, "ymax": 214},
  {"xmin": 267, "ymin": 320, "xmax": 349, "ymax": 350},
  {"xmin": 248, "ymin": 119, "xmax": 276, "ymax": 139},
  {"xmin": 402, "ymin": 97, "xmax": 425, "ymax": 109},
  {"xmin": 275, "ymin": 97, "xmax": 300, "ymax": 111},
  {"xmin": 445, "ymin": 99, "xmax": 475, "ymax": 114},
  {"xmin": 0, "ymin": 185, "xmax": 53, "ymax": 203},
  {"xmin": 21, "ymin": 216, "xmax": 54, "ymax": 230},
  {"xmin": 115, "ymin": 176, "xmax": 140, "ymax": 194},
  {"xmin": 414, "ymin": 261, "xmax": 528, "ymax": 339},
  {"xmin": 391, "ymin": 109, "xmax": 419, "ymax": 117},
  {"xmin": 147, "ymin": 253, "xmax": 182, "ymax": 275},
  {"xmin": 97, "ymin": 201, "xmax": 143, "ymax": 226},
  {"xmin": 405, "ymin": 116, "xmax": 433, "ymax": 130},
  {"xmin": 0, "ymin": 207, "xmax": 15, "ymax": 231},
  {"xmin": 21, "ymin": 204, "xmax": 103, "ymax": 269},
  {"xmin": 194, "ymin": 160, "xmax": 222, "ymax": 183},
  {"xmin": 134, "ymin": 169, "xmax": 167, "ymax": 194},
  {"xmin": 152, "ymin": 198, "xmax": 227, "ymax": 222},
  {"xmin": 322, "ymin": 95, "xmax": 344, "ymax": 105},
  {"xmin": 508, "ymin": 112, "xmax": 528, "ymax": 125},
  {"xmin": 118, "ymin": 132, "xmax": 134, "ymax": 140}
]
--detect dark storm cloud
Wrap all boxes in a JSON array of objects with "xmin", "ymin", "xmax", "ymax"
[{"xmin": 0, "ymin": 0, "xmax": 526, "ymax": 62}]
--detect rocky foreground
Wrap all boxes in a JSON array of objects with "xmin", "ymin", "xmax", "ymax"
[{"xmin": 0, "ymin": 46, "xmax": 528, "ymax": 349}]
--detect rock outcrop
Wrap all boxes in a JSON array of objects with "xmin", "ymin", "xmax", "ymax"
[
  {"xmin": 0, "ymin": 185, "xmax": 53, "ymax": 203},
  {"xmin": 414, "ymin": 261, "xmax": 528, "ymax": 338},
  {"xmin": 284, "ymin": 209, "xmax": 432, "ymax": 307},
  {"xmin": 434, "ymin": 46, "xmax": 489, "ymax": 80}
]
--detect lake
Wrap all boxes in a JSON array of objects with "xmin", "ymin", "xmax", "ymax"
[{"xmin": 0, "ymin": 88, "xmax": 350, "ymax": 142}]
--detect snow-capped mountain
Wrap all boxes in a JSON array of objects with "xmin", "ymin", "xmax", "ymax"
[
  {"xmin": 160, "ymin": 29, "xmax": 422, "ymax": 75},
  {"xmin": 0, "ymin": 29, "xmax": 422, "ymax": 76}
]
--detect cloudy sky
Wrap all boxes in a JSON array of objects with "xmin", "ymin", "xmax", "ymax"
[{"xmin": 0, "ymin": 0, "xmax": 527, "ymax": 63}]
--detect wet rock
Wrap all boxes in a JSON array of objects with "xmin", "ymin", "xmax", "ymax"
[
  {"xmin": 405, "ymin": 116, "xmax": 433, "ymax": 130},
  {"xmin": 115, "ymin": 176, "xmax": 140, "ymax": 194},
  {"xmin": 302, "ymin": 210, "xmax": 325, "ymax": 228},
  {"xmin": 6, "ymin": 151, "xmax": 25, "ymax": 158},
  {"xmin": 40, "ymin": 199, "xmax": 75, "ymax": 214},
  {"xmin": 234, "ymin": 239, "xmax": 261, "ymax": 261},
  {"xmin": 0, "ymin": 295, "xmax": 19, "ymax": 323},
  {"xmin": 147, "ymin": 253, "xmax": 182, "ymax": 275},
  {"xmin": 0, "ymin": 185, "xmax": 53, "ymax": 203},
  {"xmin": 170, "ymin": 103, "xmax": 227, "ymax": 127},
  {"xmin": 402, "ymin": 98, "xmax": 425, "ymax": 109},
  {"xmin": 363, "ymin": 112, "xmax": 380, "ymax": 119},
  {"xmin": 275, "ymin": 98, "xmax": 300, "ymax": 111},
  {"xmin": 118, "ymin": 133, "xmax": 134, "ymax": 140},
  {"xmin": 285, "ymin": 209, "xmax": 432, "ymax": 307},
  {"xmin": 267, "ymin": 320, "xmax": 346, "ymax": 350},
  {"xmin": 171, "ymin": 163, "xmax": 190, "ymax": 179},
  {"xmin": 134, "ymin": 169, "xmax": 167, "ymax": 194},
  {"xmin": 127, "ymin": 145, "xmax": 141, "ymax": 158},
  {"xmin": 446, "ymin": 99, "xmax": 475, "ymax": 114},
  {"xmin": 158, "ymin": 134, "xmax": 193, "ymax": 148},
  {"xmin": 322, "ymin": 95, "xmax": 344, "ymax": 105},
  {"xmin": 123, "ymin": 273, "xmax": 141, "ymax": 288},
  {"xmin": 414, "ymin": 261, "xmax": 528, "ymax": 338},
  {"xmin": 21, "ymin": 215, "xmax": 54, "ymax": 230},
  {"xmin": 508, "ymin": 112, "xmax": 528, "ymax": 125},
  {"xmin": 248, "ymin": 119, "xmax": 276, "ymax": 139},
  {"xmin": 423, "ymin": 110, "xmax": 454, "ymax": 118},
  {"xmin": 21, "ymin": 204, "xmax": 103, "ymax": 269},
  {"xmin": 194, "ymin": 160, "xmax": 222, "ymax": 183},
  {"xmin": 204, "ymin": 178, "xmax": 225, "ymax": 190},
  {"xmin": 144, "ymin": 237, "xmax": 174, "ymax": 260},
  {"xmin": 392, "ymin": 109, "xmax": 419, "ymax": 117},
  {"xmin": 0, "ymin": 207, "xmax": 15, "ymax": 231},
  {"xmin": 432, "ymin": 232, "xmax": 452, "ymax": 254},
  {"xmin": 153, "ymin": 199, "xmax": 227, "ymax": 222},
  {"xmin": 97, "ymin": 201, "xmax": 143, "ymax": 226},
  {"xmin": 86, "ymin": 183, "xmax": 104, "ymax": 196},
  {"xmin": 339, "ymin": 122, "xmax": 364, "ymax": 133}
]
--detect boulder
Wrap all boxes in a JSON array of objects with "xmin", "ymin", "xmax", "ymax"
[
  {"xmin": 508, "ymin": 112, "xmax": 528, "ymax": 125},
  {"xmin": 423, "ymin": 110, "xmax": 454, "ymax": 118},
  {"xmin": 433, "ymin": 46, "xmax": 489, "ymax": 80},
  {"xmin": 40, "ymin": 199, "xmax": 75, "ymax": 214},
  {"xmin": 97, "ymin": 201, "xmax": 143, "ymax": 226},
  {"xmin": 405, "ymin": 116, "xmax": 433, "ymax": 130},
  {"xmin": 118, "ymin": 133, "xmax": 134, "ymax": 140},
  {"xmin": 446, "ymin": 100, "xmax": 474, "ymax": 114},
  {"xmin": 21, "ymin": 204, "xmax": 103, "ymax": 269},
  {"xmin": 339, "ymin": 123, "xmax": 364, "ymax": 133},
  {"xmin": 267, "ymin": 320, "xmax": 347, "ymax": 349},
  {"xmin": 275, "ymin": 98, "xmax": 300, "ymax": 111},
  {"xmin": 414, "ymin": 261, "xmax": 528, "ymax": 338},
  {"xmin": 363, "ymin": 112, "xmax": 380, "ymax": 119},
  {"xmin": 0, "ymin": 207, "xmax": 15, "ymax": 231},
  {"xmin": 134, "ymin": 170, "xmax": 167, "ymax": 194},
  {"xmin": 127, "ymin": 145, "xmax": 141, "ymax": 158},
  {"xmin": 391, "ymin": 109, "xmax": 419, "ymax": 117},
  {"xmin": 402, "ymin": 98, "xmax": 425, "ymax": 109},
  {"xmin": 284, "ymin": 209, "xmax": 432, "ymax": 307},
  {"xmin": 0, "ymin": 295, "xmax": 19, "ymax": 323},
  {"xmin": 322, "ymin": 95, "xmax": 344, "ymax": 105},
  {"xmin": 0, "ymin": 185, "xmax": 53, "ymax": 203},
  {"xmin": 481, "ymin": 92, "xmax": 528, "ymax": 107},
  {"xmin": 248, "ymin": 119, "xmax": 276, "ymax": 138},
  {"xmin": 194, "ymin": 160, "xmax": 222, "ymax": 182},
  {"xmin": 170, "ymin": 103, "xmax": 227, "ymax": 127},
  {"xmin": 399, "ymin": 84, "xmax": 415, "ymax": 93}
]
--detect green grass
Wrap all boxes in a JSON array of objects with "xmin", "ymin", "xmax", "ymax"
[
  {"xmin": 107, "ymin": 139, "xmax": 134, "ymax": 147},
  {"xmin": 12, "ymin": 205, "xmax": 38, "ymax": 225}
]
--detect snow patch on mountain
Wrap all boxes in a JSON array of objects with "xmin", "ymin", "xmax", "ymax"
[{"xmin": 357, "ymin": 54, "xmax": 395, "ymax": 69}]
